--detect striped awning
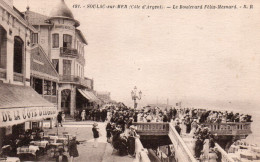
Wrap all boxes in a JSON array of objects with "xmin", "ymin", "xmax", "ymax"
[
  {"xmin": 78, "ymin": 89, "xmax": 100, "ymax": 102},
  {"xmin": 0, "ymin": 83, "xmax": 57, "ymax": 127}
]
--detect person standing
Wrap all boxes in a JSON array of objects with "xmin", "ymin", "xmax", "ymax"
[
  {"xmin": 92, "ymin": 123, "xmax": 99, "ymax": 148},
  {"xmin": 68, "ymin": 136, "xmax": 79, "ymax": 162},
  {"xmin": 62, "ymin": 112, "xmax": 66, "ymax": 122},
  {"xmin": 81, "ymin": 110, "xmax": 86, "ymax": 121},
  {"xmin": 175, "ymin": 122, "xmax": 181, "ymax": 135},
  {"xmin": 128, "ymin": 125, "xmax": 138, "ymax": 157},
  {"xmin": 57, "ymin": 112, "xmax": 63, "ymax": 127},
  {"xmin": 106, "ymin": 121, "xmax": 112, "ymax": 143}
]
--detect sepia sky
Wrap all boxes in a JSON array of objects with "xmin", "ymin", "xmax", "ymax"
[{"xmin": 14, "ymin": 0, "xmax": 260, "ymax": 108}]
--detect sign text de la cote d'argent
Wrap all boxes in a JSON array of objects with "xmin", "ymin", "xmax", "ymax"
[{"xmin": 0, "ymin": 107, "xmax": 57, "ymax": 127}]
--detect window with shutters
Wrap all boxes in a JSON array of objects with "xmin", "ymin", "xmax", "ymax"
[{"xmin": 52, "ymin": 34, "xmax": 59, "ymax": 48}]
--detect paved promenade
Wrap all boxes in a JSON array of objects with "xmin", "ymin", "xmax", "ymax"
[{"xmin": 41, "ymin": 121, "xmax": 134, "ymax": 162}]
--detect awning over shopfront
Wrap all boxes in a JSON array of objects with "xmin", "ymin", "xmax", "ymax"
[
  {"xmin": 0, "ymin": 83, "xmax": 57, "ymax": 127},
  {"xmin": 78, "ymin": 89, "xmax": 100, "ymax": 102}
]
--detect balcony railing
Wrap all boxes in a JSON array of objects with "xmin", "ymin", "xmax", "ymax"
[
  {"xmin": 59, "ymin": 75, "xmax": 92, "ymax": 89},
  {"xmin": 202, "ymin": 122, "xmax": 252, "ymax": 136},
  {"xmin": 59, "ymin": 75, "xmax": 79, "ymax": 82},
  {"xmin": 60, "ymin": 47, "xmax": 78, "ymax": 58}
]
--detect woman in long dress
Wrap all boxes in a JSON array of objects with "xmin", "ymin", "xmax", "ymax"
[
  {"xmin": 92, "ymin": 123, "xmax": 99, "ymax": 148},
  {"xmin": 128, "ymin": 126, "xmax": 138, "ymax": 157},
  {"xmin": 189, "ymin": 119, "xmax": 198, "ymax": 136},
  {"xmin": 201, "ymin": 139, "xmax": 210, "ymax": 161}
]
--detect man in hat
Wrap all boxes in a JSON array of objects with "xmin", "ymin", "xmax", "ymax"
[
  {"xmin": 57, "ymin": 112, "xmax": 63, "ymax": 127},
  {"xmin": 92, "ymin": 123, "xmax": 99, "ymax": 148}
]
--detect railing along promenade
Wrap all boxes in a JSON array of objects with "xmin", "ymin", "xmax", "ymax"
[
  {"xmin": 202, "ymin": 122, "xmax": 252, "ymax": 136},
  {"xmin": 134, "ymin": 122, "xmax": 169, "ymax": 135},
  {"xmin": 132, "ymin": 122, "xmax": 252, "ymax": 162},
  {"xmin": 133, "ymin": 122, "xmax": 197, "ymax": 162}
]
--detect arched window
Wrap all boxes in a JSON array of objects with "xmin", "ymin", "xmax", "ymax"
[
  {"xmin": 13, "ymin": 36, "xmax": 23, "ymax": 74},
  {"xmin": 52, "ymin": 33, "xmax": 59, "ymax": 48}
]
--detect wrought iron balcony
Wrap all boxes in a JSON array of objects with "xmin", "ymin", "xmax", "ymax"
[
  {"xmin": 60, "ymin": 47, "xmax": 78, "ymax": 58},
  {"xmin": 59, "ymin": 75, "xmax": 93, "ymax": 89}
]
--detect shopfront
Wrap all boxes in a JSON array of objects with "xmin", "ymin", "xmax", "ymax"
[{"xmin": 0, "ymin": 83, "xmax": 57, "ymax": 150}]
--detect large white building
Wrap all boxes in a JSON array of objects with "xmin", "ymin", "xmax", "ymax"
[{"xmin": 25, "ymin": 0, "xmax": 99, "ymax": 116}]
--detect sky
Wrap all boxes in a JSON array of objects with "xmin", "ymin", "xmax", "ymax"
[{"xmin": 13, "ymin": 0, "xmax": 260, "ymax": 108}]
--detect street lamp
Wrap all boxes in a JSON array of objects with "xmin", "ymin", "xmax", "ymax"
[{"xmin": 131, "ymin": 86, "xmax": 142, "ymax": 109}]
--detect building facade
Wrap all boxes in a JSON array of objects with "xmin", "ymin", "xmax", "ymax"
[
  {"xmin": 0, "ymin": 0, "xmax": 35, "ymax": 86},
  {"xmin": 25, "ymin": 0, "xmax": 97, "ymax": 116},
  {"xmin": 0, "ymin": 0, "xmax": 57, "ymax": 149}
]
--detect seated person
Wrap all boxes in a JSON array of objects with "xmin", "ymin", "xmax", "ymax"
[{"xmin": 56, "ymin": 148, "xmax": 68, "ymax": 162}]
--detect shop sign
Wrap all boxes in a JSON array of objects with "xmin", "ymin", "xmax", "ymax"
[{"xmin": 0, "ymin": 107, "xmax": 57, "ymax": 127}]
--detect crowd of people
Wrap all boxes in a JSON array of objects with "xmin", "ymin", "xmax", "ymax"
[
  {"xmin": 105, "ymin": 105, "xmax": 139, "ymax": 157},
  {"xmin": 172, "ymin": 107, "xmax": 252, "ymax": 161},
  {"xmin": 75, "ymin": 109, "xmax": 108, "ymax": 122},
  {"xmin": 56, "ymin": 104, "xmax": 253, "ymax": 161}
]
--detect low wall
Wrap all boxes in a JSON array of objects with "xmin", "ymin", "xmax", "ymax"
[
  {"xmin": 168, "ymin": 123, "xmax": 198, "ymax": 162},
  {"xmin": 215, "ymin": 143, "xmax": 235, "ymax": 162},
  {"xmin": 135, "ymin": 137, "xmax": 151, "ymax": 162}
]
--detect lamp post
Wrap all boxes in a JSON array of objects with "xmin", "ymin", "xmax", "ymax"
[{"xmin": 131, "ymin": 86, "xmax": 142, "ymax": 109}]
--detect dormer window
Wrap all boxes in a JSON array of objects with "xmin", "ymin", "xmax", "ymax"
[{"xmin": 63, "ymin": 34, "xmax": 72, "ymax": 48}]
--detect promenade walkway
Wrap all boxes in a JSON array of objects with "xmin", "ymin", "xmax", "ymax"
[{"xmin": 42, "ymin": 121, "xmax": 134, "ymax": 162}]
